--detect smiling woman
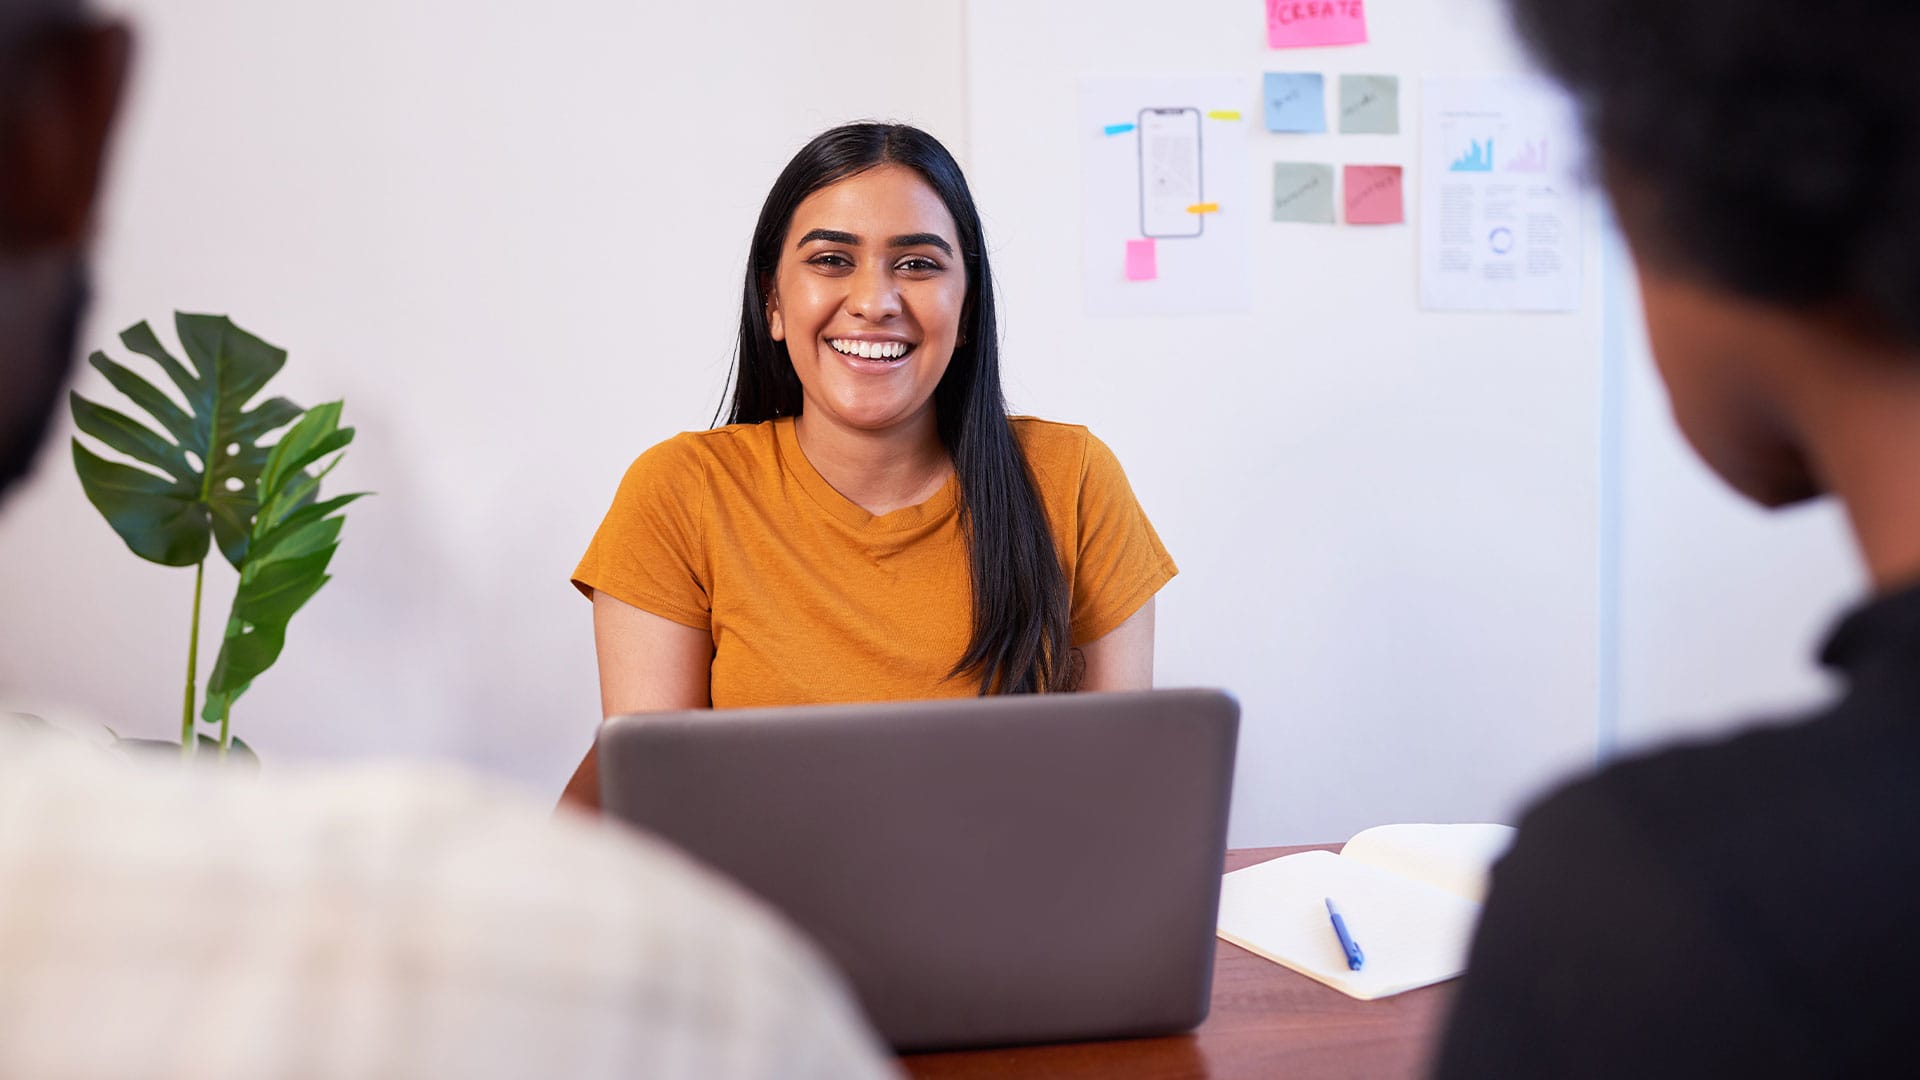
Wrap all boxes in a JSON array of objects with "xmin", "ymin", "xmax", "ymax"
[{"xmin": 561, "ymin": 124, "xmax": 1177, "ymax": 810}]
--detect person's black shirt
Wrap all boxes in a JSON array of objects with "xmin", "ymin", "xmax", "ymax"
[{"xmin": 1435, "ymin": 579, "xmax": 1920, "ymax": 1078}]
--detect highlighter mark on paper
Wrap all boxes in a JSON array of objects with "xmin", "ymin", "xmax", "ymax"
[
  {"xmin": 1266, "ymin": 0, "xmax": 1368, "ymax": 49},
  {"xmin": 1187, "ymin": 202, "xmax": 1221, "ymax": 215},
  {"xmin": 1339, "ymin": 74, "xmax": 1400, "ymax": 134},
  {"xmin": 1103, "ymin": 122, "xmax": 1136, "ymax": 136},
  {"xmin": 1207, "ymin": 110, "xmax": 1243, "ymax": 121},
  {"xmin": 1272, "ymin": 162, "xmax": 1336, "ymax": 223},
  {"xmin": 1344, "ymin": 164, "xmax": 1404, "ymax": 224},
  {"xmin": 1125, "ymin": 239, "xmax": 1158, "ymax": 281},
  {"xmin": 1263, "ymin": 72, "xmax": 1326, "ymax": 133}
]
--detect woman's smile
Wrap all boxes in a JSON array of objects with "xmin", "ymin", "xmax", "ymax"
[{"xmin": 825, "ymin": 335, "xmax": 917, "ymax": 365}]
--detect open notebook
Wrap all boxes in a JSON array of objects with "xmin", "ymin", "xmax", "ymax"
[{"xmin": 1216, "ymin": 823, "xmax": 1516, "ymax": 1000}]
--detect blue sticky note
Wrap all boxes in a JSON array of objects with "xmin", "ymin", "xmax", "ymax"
[{"xmin": 1263, "ymin": 72, "xmax": 1326, "ymax": 134}]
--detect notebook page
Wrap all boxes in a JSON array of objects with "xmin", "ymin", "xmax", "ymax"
[
  {"xmin": 1339, "ymin": 823, "xmax": 1517, "ymax": 904},
  {"xmin": 1216, "ymin": 849, "xmax": 1480, "ymax": 1000}
]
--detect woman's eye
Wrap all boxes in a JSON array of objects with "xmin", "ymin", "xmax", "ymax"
[
  {"xmin": 809, "ymin": 253, "xmax": 853, "ymax": 269},
  {"xmin": 897, "ymin": 257, "xmax": 941, "ymax": 273}
]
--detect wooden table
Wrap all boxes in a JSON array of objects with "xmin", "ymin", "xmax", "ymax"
[{"xmin": 901, "ymin": 845, "xmax": 1457, "ymax": 1079}]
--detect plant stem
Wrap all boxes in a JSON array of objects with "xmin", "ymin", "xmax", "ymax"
[
  {"xmin": 218, "ymin": 700, "xmax": 230, "ymax": 761},
  {"xmin": 181, "ymin": 557, "xmax": 205, "ymax": 757}
]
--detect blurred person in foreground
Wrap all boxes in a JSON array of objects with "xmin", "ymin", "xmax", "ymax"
[
  {"xmin": 1438, "ymin": 1, "xmax": 1920, "ymax": 1076},
  {"xmin": 0, "ymin": 4, "xmax": 893, "ymax": 1077}
]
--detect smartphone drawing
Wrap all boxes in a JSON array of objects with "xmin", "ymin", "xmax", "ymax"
[{"xmin": 1138, "ymin": 106, "xmax": 1204, "ymax": 239}]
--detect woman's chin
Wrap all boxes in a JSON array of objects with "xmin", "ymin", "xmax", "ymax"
[{"xmin": 813, "ymin": 399, "xmax": 933, "ymax": 436}]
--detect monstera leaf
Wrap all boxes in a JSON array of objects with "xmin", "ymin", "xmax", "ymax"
[
  {"xmin": 70, "ymin": 314, "xmax": 302, "ymax": 569},
  {"xmin": 201, "ymin": 402, "xmax": 365, "ymax": 728}
]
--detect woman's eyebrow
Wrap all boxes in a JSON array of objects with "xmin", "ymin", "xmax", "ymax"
[
  {"xmin": 889, "ymin": 232, "xmax": 954, "ymax": 255},
  {"xmin": 796, "ymin": 228, "xmax": 860, "ymax": 248}
]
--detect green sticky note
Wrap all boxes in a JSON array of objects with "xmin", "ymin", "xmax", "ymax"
[
  {"xmin": 1339, "ymin": 74, "xmax": 1399, "ymax": 134},
  {"xmin": 1272, "ymin": 162, "xmax": 1336, "ymax": 223}
]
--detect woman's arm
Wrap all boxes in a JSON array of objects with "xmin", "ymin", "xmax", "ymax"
[
  {"xmin": 558, "ymin": 590, "xmax": 713, "ymax": 813},
  {"xmin": 1073, "ymin": 596, "xmax": 1156, "ymax": 692}
]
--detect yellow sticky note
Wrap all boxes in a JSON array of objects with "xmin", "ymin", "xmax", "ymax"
[
  {"xmin": 1207, "ymin": 109, "xmax": 1243, "ymax": 121},
  {"xmin": 1187, "ymin": 202, "xmax": 1220, "ymax": 215}
]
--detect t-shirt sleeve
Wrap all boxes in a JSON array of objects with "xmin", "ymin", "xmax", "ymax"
[
  {"xmin": 1069, "ymin": 432, "xmax": 1178, "ymax": 646},
  {"xmin": 571, "ymin": 438, "xmax": 712, "ymax": 632}
]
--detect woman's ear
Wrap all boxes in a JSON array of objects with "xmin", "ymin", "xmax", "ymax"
[{"xmin": 766, "ymin": 283, "xmax": 784, "ymax": 342}]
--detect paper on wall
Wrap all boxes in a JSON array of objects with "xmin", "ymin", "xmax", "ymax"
[
  {"xmin": 1419, "ymin": 76, "xmax": 1586, "ymax": 312},
  {"xmin": 1081, "ymin": 76, "xmax": 1253, "ymax": 317},
  {"xmin": 1338, "ymin": 74, "xmax": 1399, "ymax": 134},
  {"xmin": 1344, "ymin": 165, "xmax": 1403, "ymax": 225},
  {"xmin": 1272, "ymin": 162, "xmax": 1336, "ymax": 223},
  {"xmin": 1265, "ymin": 0, "xmax": 1368, "ymax": 49},
  {"xmin": 1263, "ymin": 72, "xmax": 1327, "ymax": 133}
]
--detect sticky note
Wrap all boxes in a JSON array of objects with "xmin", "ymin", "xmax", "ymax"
[
  {"xmin": 1263, "ymin": 72, "xmax": 1326, "ymax": 133},
  {"xmin": 1103, "ymin": 122, "xmax": 1136, "ymax": 136},
  {"xmin": 1343, "ymin": 164, "xmax": 1404, "ymax": 225},
  {"xmin": 1125, "ymin": 239, "xmax": 1157, "ymax": 281},
  {"xmin": 1339, "ymin": 74, "xmax": 1399, "ymax": 134},
  {"xmin": 1272, "ymin": 162, "xmax": 1336, "ymax": 223},
  {"xmin": 1266, "ymin": 0, "xmax": 1368, "ymax": 49},
  {"xmin": 1207, "ymin": 110, "xmax": 1243, "ymax": 121},
  {"xmin": 1187, "ymin": 202, "xmax": 1220, "ymax": 215}
]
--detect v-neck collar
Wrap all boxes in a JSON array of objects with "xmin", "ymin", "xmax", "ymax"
[{"xmin": 773, "ymin": 416, "xmax": 958, "ymax": 532}]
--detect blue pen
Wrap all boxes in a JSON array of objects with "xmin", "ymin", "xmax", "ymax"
[{"xmin": 1325, "ymin": 898, "xmax": 1365, "ymax": 971}]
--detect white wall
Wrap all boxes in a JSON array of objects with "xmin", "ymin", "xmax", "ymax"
[
  {"xmin": 0, "ymin": 0, "xmax": 1864, "ymax": 845},
  {"xmin": 0, "ymin": 0, "xmax": 967, "ymax": 790}
]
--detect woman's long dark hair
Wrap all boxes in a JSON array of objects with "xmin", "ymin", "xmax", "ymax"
[{"xmin": 717, "ymin": 122, "xmax": 1072, "ymax": 694}]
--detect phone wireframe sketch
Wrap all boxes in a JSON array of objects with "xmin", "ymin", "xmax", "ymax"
[{"xmin": 1137, "ymin": 106, "xmax": 1204, "ymax": 239}]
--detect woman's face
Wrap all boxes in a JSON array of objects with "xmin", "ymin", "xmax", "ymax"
[{"xmin": 768, "ymin": 163, "xmax": 968, "ymax": 441}]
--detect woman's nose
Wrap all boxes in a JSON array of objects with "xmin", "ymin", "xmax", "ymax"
[{"xmin": 845, "ymin": 263, "xmax": 903, "ymax": 321}]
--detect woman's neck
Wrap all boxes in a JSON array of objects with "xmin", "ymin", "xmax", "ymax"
[{"xmin": 792, "ymin": 409, "xmax": 952, "ymax": 517}]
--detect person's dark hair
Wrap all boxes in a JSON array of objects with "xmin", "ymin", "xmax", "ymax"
[
  {"xmin": 1505, "ymin": 0, "xmax": 1920, "ymax": 345},
  {"xmin": 718, "ymin": 122, "xmax": 1072, "ymax": 694}
]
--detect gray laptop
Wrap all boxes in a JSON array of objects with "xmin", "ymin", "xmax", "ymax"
[{"xmin": 596, "ymin": 688, "xmax": 1239, "ymax": 1053}]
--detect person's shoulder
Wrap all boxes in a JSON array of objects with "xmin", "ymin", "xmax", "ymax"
[
  {"xmin": 621, "ymin": 421, "xmax": 778, "ymax": 488},
  {"xmin": 1009, "ymin": 415, "xmax": 1120, "ymax": 473},
  {"xmin": 635, "ymin": 422, "xmax": 775, "ymax": 467},
  {"xmin": 1457, "ymin": 705, "xmax": 1919, "ymax": 1076},
  {"xmin": 1547, "ymin": 703, "xmax": 1888, "ymax": 840},
  {"xmin": 1515, "ymin": 717, "xmax": 1807, "ymax": 863},
  {"xmin": 1008, "ymin": 414, "xmax": 1087, "ymax": 451},
  {"xmin": 1504, "ymin": 700, "xmax": 1917, "ymax": 930}
]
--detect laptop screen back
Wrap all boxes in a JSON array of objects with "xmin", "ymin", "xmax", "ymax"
[{"xmin": 597, "ymin": 688, "xmax": 1239, "ymax": 1052}]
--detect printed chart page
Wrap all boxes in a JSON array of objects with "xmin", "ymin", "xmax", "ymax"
[{"xmin": 1419, "ymin": 76, "xmax": 1586, "ymax": 311}]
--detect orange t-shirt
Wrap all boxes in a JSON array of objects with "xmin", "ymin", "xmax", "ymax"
[{"xmin": 572, "ymin": 416, "xmax": 1176, "ymax": 708}]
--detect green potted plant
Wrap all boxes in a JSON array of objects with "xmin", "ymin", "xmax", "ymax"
[{"xmin": 69, "ymin": 312, "xmax": 365, "ymax": 761}]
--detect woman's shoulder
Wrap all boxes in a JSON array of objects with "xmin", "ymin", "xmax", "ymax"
[
  {"xmin": 1007, "ymin": 415, "xmax": 1093, "ymax": 465},
  {"xmin": 626, "ymin": 421, "xmax": 781, "ymax": 473},
  {"xmin": 609, "ymin": 422, "xmax": 783, "ymax": 508},
  {"xmin": 1008, "ymin": 416, "xmax": 1129, "ymax": 482}
]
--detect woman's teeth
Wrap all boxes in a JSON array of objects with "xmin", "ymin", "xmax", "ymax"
[{"xmin": 829, "ymin": 338, "xmax": 910, "ymax": 360}]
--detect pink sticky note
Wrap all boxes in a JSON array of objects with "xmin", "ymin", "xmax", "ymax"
[
  {"xmin": 1266, "ymin": 0, "xmax": 1369, "ymax": 49},
  {"xmin": 1343, "ymin": 165, "xmax": 1403, "ymax": 224},
  {"xmin": 1125, "ymin": 239, "xmax": 1158, "ymax": 281}
]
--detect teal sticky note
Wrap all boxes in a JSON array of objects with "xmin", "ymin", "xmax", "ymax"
[
  {"xmin": 1272, "ymin": 162, "xmax": 1336, "ymax": 223},
  {"xmin": 1263, "ymin": 72, "xmax": 1326, "ymax": 133},
  {"xmin": 1338, "ymin": 74, "xmax": 1399, "ymax": 134}
]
